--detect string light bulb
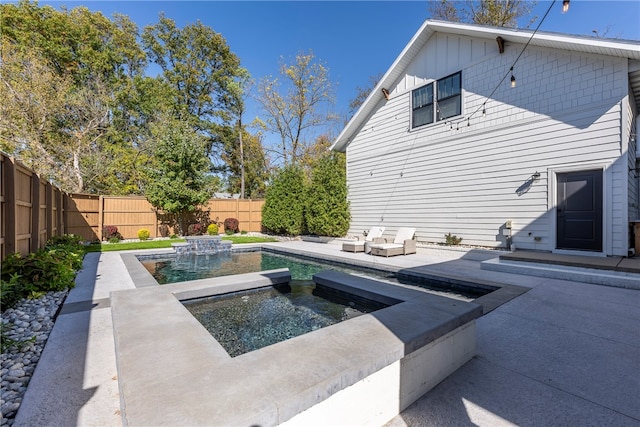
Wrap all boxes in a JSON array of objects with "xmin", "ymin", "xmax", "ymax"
[
  {"xmin": 562, "ymin": 0, "xmax": 570, "ymax": 13},
  {"xmin": 482, "ymin": 106, "xmax": 486, "ymax": 117},
  {"xmin": 510, "ymin": 67, "xmax": 516, "ymax": 88}
]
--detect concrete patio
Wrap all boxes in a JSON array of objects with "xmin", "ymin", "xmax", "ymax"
[{"xmin": 13, "ymin": 241, "xmax": 640, "ymax": 426}]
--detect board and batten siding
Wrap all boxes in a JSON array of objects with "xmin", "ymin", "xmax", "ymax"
[{"xmin": 346, "ymin": 34, "xmax": 631, "ymax": 255}]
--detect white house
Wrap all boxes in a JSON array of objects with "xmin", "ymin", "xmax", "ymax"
[{"xmin": 332, "ymin": 20, "xmax": 640, "ymax": 257}]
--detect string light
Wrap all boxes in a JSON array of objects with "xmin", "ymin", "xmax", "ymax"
[{"xmin": 446, "ymin": 0, "xmax": 561, "ymax": 129}]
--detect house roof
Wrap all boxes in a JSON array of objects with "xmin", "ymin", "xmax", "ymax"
[{"xmin": 331, "ymin": 20, "xmax": 640, "ymax": 152}]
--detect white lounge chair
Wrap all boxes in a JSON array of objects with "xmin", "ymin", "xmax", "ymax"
[
  {"xmin": 342, "ymin": 226, "xmax": 385, "ymax": 253},
  {"xmin": 369, "ymin": 227, "xmax": 416, "ymax": 257}
]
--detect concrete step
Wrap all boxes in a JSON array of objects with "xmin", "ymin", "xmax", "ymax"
[{"xmin": 481, "ymin": 258, "xmax": 640, "ymax": 290}]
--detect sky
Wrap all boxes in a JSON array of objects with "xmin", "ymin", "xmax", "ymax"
[{"xmin": 33, "ymin": 0, "xmax": 640, "ymax": 138}]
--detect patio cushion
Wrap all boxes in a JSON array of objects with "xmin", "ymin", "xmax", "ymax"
[
  {"xmin": 342, "ymin": 226, "xmax": 385, "ymax": 252},
  {"xmin": 393, "ymin": 227, "xmax": 416, "ymax": 244}
]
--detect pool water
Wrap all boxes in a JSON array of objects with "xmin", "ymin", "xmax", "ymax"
[
  {"xmin": 142, "ymin": 251, "xmax": 389, "ymax": 284},
  {"xmin": 183, "ymin": 282, "xmax": 389, "ymax": 357},
  {"xmin": 140, "ymin": 250, "xmax": 477, "ymax": 301}
]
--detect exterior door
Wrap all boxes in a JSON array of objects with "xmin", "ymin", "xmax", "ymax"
[{"xmin": 556, "ymin": 170, "xmax": 603, "ymax": 251}]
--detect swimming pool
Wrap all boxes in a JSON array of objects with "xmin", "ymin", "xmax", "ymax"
[{"xmin": 137, "ymin": 249, "xmax": 479, "ymax": 300}]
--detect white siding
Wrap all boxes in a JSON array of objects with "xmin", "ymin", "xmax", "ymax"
[
  {"xmin": 627, "ymin": 87, "xmax": 639, "ymax": 223},
  {"xmin": 346, "ymin": 39, "xmax": 629, "ymax": 255}
]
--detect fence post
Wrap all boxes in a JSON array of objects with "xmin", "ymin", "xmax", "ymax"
[
  {"xmin": 3, "ymin": 156, "xmax": 16, "ymax": 254},
  {"xmin": 45, "ymin": 182, "xmax": 53, "ymax": 241},
  {"xmin": 31, "ymin": 172, "xmax": 40, "ymax": 251},
  {"xmin": 57, "ymin": 189, "xmax": 64, "ymax": 236},
  {"xmin": 63, "ymin": 194, "xmax": 70, "ymax": 238},
  {"xmin": 98, "ymin": 195, "xmax": 104, "ymax": 241}
]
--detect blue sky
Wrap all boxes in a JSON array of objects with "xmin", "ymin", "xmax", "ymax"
[{"xmin": 36, "ymin": 0, "xmax": 640, "ymax": 136}]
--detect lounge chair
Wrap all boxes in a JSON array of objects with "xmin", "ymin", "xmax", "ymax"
[
  {"xmin": 342, "ymin": 226, "xmax": 385, "ymax": 253},
  {"xmin": 369, "ymin": 227, "xmax": 416, "ymax": 257}
]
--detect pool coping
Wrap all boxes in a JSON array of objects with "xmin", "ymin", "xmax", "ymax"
[{"xmin": 111, "ymin": 266, "xmax": 482, "ymax": 426}]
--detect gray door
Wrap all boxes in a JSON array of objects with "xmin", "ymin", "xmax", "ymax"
[{"xmin": 556, "ymin": 170, "xmax": 603, "ymax": 251}]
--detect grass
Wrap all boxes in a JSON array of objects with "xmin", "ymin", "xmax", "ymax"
[{"xmin": 84, "ymin": 235, "xmax": 278, "ymax": 253}]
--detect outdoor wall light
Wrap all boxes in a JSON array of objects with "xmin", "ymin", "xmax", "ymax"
[
  {"xmin": 382, "ymin": 88, "xmax": 390, "ymax": 100},
  {"xmin": 562, "ymin": 0, "xmax": 570, "ymax": 13},
  {"xmin": 532, "ymin": 171, "xmax": 541, "ymax": 181}
]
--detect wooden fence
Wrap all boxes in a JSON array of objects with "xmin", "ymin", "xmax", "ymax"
[
  {"xmin": 1, "ymin": 154, "xmax": 65, "ymax": 259},
  {"xmin": 70, "ymin": 195, "xmax": 265, "ymax": 241},
  {"xmin": 1, "ymin": 153, "xmax": 264, "ymax": 260}
]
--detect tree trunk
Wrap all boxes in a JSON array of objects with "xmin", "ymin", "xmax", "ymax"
[
  {"xmin": 73, "ymin": 150, "xmax": 83, "ymax": 193},
  {"xmin": 239, "ymin": 118, "xmax": 245, "ymax": 199}
]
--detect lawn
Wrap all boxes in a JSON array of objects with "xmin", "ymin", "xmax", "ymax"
[{"xmin": 84, "ymin": 235, "xmax": 278, "ymax": 252}]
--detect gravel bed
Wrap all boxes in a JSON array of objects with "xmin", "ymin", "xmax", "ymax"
[{"xmin": 0, "ymin": 291, "xmax": 67, "ymax": 426}]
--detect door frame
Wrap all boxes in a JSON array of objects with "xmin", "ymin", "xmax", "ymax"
[{"xmin": 548, "ymin": 162, "xmax": 610, "ymax": 257}]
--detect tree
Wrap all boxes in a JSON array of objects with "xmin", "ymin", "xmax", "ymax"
[
  {"xmin": 304, "ymin": 152, "xmax": 350, "ymax": 237},
  {"xmin": 261, "ymin": 165, "xmax": 307, "ymax": 235},
  {"xmin": 347, "ymin": 73, "xmax": 383, "ymax": 120},
  {"xmin": 144, "ymin": 117, "xmax": 211, "ymax": 234},
  {"xmin": 219, "ymin": 69, "xmax": 252, "ymax": 198},
  {"xmin": 221, "ymin": 129, "xmax": 270, "ymax": 199},
  {"xmin": 256, "ymin": 51, "xmax": 338, "ymax": 165},
  {"xmin": 141, "ymin": 15, "xmax": 244, "ymax": 152},
  {"xmin": 0, "ymin": 41, "xmax": 70, "ymax": 184},
  {"xmin": 0, "ymin": 1, "xmax": 149, "ymax": 193},
  {"xmin": 429, "ymin": 0, "xmax": 536, "ymax": 28}
]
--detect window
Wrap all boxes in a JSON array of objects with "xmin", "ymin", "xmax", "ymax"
[
  {"xmin": 411, "ymin": 71, "xmax": 462, "ymax": 129},
  {"xmin": 412, "ymin": 84, "xmax": 434, "ymax": 128},
  {"xmin": 437, "ymin": 72, "xmax": 461, "ymax": 121}
]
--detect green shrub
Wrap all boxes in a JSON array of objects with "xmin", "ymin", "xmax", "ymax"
[
  {"xmin": 304, "ymin": 152, "xmax": 350, "ymax": 237},
  {"xmin": 137, "ymin": 228, "xmax": 150, "ymax": 240},
  {"xmin": 262, "ymin": 165, "xmax": 307, "ymax": 235},
  {"xmin": 207, "ymin": 223, "xmax": 219, "ymax": 235},
  {"xmin": 108, "ymin": 237, "xmax": 121, "ymax": 244},
  {"xmin": 445, "ymin": 233, "xmax": 463, "ymax": 245},
  {"xmin": 1, "ymin": 274, "xmax": 24, "ymax": 310},
  {"xmin": 241, "ymin": 230, "xmax": 247, "ymax": 235},
  {"xmin": 224, "ymin": 218, "xmax": 239, "ymax": 234},
  {"xmin": 1, "ymin": 235, "xmax": 85, "ymax": 311},
  {"xmin": 46, "ymin": 234, "xmax": 83, "ymax": 247}
]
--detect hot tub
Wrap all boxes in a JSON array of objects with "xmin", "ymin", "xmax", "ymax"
[{"xmin": 110, "ymin": 269, "xmax": 482, "ymax": 426}]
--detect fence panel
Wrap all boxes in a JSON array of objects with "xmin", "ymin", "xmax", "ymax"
[
  {"xmin": 15, "ymin": 162, "xmax": 33, "ymax": 255},
  {"xmin": 66, "ymin": 194, "xmax": 100, "ymax": 241},
  {"xmin": 207, "ymin": 199, "xmax": 264, "ymax": 233},
  {"xmin": 38, "ymin": 180, "xmax": 48, "ymax": 249},
  {"xmin": 102, "ymin": 196, "xmax": 157, "ymax": 239}
]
